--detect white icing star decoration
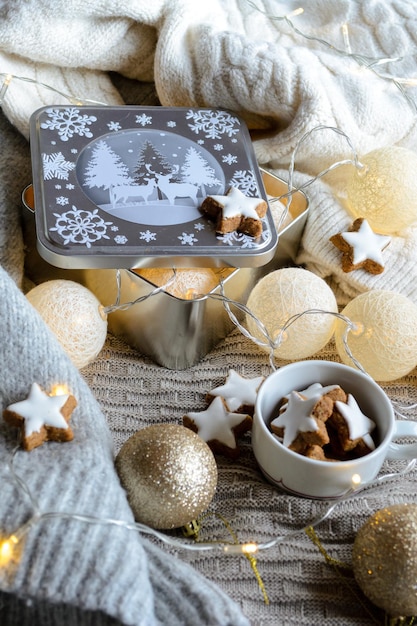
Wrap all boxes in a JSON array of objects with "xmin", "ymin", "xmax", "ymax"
[
  {"xmin": 335, "ymin": 394, "xmax": 376, "ymax": 449},
  {"xmin": 330, "ymin": 217, "xmax": 391, "ymax": 273},
  {"xmin": 208, "ymin": 369, "xmax": 264, "ymax": 413},
  {"xmin": 183, "ymin": 395, "xmax": 252, "ymax": 458},
  {"xmin": 206, "ymin": 187, "xmax": 264, "ymax": 220},
  {"xmin": 341, "ymin": 219, "xmax": 391, "ymax": 266},
  {"xmin": 270, "ymin": 391, "xmax": 321, "ymax": 447},
  {"xmin": 3, "ymin": 382, "xmax": 76, "ymax": 450}
]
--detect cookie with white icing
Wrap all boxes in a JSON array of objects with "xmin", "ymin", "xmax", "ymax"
[
  {"xmin": 3, "ymin": 382, "xmax": 77, "ymax": 451},
  {"xmin": 206, "ymin": 369, "xmax": 265, "ymax": 416},
  {"xmin": 269, "ymin": 383, "xmax": 376, "ymax": 462},
  {"xmin": 183, "ymin": 395, "xmax": 252, "ymax": 459},
  {"xmin": 327, "ymin": 393, "xmax": 376, "ymax": 455},
  {"xmin": 200, "ymin": 186, "xmax": 267, "ymax": 237},
  {"xmin": 329, "ymin": 217, "xmax": 391, "ymax": 274}
]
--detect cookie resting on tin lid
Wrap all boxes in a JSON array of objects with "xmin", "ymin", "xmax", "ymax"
[{"xmin": 200, "ymin": 186, "xmax": 268, "ymax": 237}]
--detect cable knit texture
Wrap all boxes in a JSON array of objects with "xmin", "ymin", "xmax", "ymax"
[{"xmin": 1, "ymin": 0, "xmax": 417, "ymax": 303}]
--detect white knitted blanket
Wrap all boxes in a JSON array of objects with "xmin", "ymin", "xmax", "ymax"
[
  {"xmin": 1, "ymin": 2, "xmax": 417, "ymax": 625},
  {"xmin": 1, "ymin": 0, "xmax": 417, "ymax": 303}
]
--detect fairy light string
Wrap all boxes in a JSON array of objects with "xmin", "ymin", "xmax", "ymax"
[
  {"xmin": 0, "ymin": 72, "xmax": 108, "ymax": 107},
  {"xmin": 183, "ymin": 512, "xmax": 269, "ymax": 604},
  {"xmin": 0, "ymin": 42, "xmax": 416, "ymax": 610},
  {"xmin": 244, "ymin": 1, "xmax": 417, "ymax": 113},
  {"xmin": 1, "ymin": 430, "xmax": 415, "ymax": 573}
]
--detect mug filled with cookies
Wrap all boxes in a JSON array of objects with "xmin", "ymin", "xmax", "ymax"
[{"xmin": 252, "ymin": 360, "xmax": 417, "ymax": 499}]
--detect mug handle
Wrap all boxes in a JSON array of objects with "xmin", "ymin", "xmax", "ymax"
[{"xmin": 387, "ymin": 421, "xmax": 417, "ymax": 460}]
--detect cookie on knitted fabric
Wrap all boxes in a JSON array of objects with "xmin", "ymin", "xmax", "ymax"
[
  {"xmin": 329, "ymin": 217, "xmax": 391, "ymax": 274},
  {"xmin": 206, "ymin": 369, "xmax": 264, "ymax": 416},
  {"xmin": 3, "ymin": 382, "xmax": 76, "ymax": 451},
  {"xmin": 183, "ymin": 396, "xmax": 252, "ymax": 459}
]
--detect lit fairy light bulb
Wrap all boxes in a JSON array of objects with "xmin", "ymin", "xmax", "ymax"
[
  {"xmin": 345, "ymin": 146, "xmax": 417, "ymax": 235},
  {"xmin": 351, "ymin": 473, "xmax": 362, "ymax": 489},
  {"xmin": 0, "ymin": 534, "xmax": 19, "ymax": 567},
  {"xmin": 50, "ymin": 383, "xmax": 70, "ymax": 397},
  {"xmin": 334, "ymin": 290, "xmax": 417, "ymax": 381}
]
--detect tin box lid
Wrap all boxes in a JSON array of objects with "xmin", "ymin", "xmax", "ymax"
[{"xmin": 29, "ymin": 105, "xmax": 278, "ymax": 270}]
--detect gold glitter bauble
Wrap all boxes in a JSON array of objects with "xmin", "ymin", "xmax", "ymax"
[
  {"xmin": 352, "ymin": 503, "xmax": 417, "ymax": 617},
  {"xmin": 115, "ymin": 424, "xmax": 217, "ymax": 529}
]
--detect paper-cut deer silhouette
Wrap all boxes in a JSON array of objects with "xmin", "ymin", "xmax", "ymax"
[{"xmin": 146, "ymin": 164, "xmax": 199, "ymax": 205}]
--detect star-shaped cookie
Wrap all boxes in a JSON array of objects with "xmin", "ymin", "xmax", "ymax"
[
  {"xmin": 330, "ymin": 217, "xmax": 391, "ymax": 273},
  {"xmin": 206, "ymin": 369, "xmax": 264, "ymax": 415},
  {"xmin": 270, "ymin": 391, "xmax": 324, "ymax": 448},
  {"xmin": 200, "ymin": 186, "xmax": 268, "ymax": 237},
  {"xmin": 3, "ymin": 382, "xmax": 77, "ymax": 451},
  {"xmin": 332, "ymin": 393, "xmax": 376, "ymax": 451},
  {"xmin": 183, "ymin": 395, "xmax": 252, "ymax": 458}
]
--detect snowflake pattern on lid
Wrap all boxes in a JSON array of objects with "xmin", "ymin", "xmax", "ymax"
[{"xmin": 31, "ymin": 105, "xmax": 277, "ymax": 266}]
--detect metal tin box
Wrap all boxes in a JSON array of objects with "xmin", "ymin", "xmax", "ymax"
[
  {"xmin": 23, "ymin": 169, "xmax": 308, "ymax": 369},
  {"xmin": 25, "ymin": 104, "xmax": 309, "ymax": 369},
  {"xmin": 29, "ymin": 105, "xmax": 278, "ymax": 269}
]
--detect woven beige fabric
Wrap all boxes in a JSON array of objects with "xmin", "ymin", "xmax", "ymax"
[{"xmin": 83, "ymin": 329, "xmax": 417, "ymax": 625}]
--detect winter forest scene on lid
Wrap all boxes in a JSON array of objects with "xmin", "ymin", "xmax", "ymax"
[
  {"xmin": 78, "ymin": 129, "xmax": 224, "ymax": 226},
  {"xmin": 35, "ymin": 106, "xmax": 274, "ymax": 253}
]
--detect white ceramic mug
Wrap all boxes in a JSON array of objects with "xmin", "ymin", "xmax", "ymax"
[{"xmin": 252, "ymin": 360, "xmax": 417, "ymax": 499}]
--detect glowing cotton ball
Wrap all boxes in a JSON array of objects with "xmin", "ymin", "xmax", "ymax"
[
  {"xmin": 246, "ymin": 268, "xmax": 338, "ymax": 360},
  {"xmin": 346, "ymin": 146, "xmax": 417, "ymax": 235},
  {"xmin": 334, "ymin": 290, "xmax": 417, "ymax": 381},
  {"xmin": 26, "ymin": 280, "xmax": 108, "ymax": 369}
]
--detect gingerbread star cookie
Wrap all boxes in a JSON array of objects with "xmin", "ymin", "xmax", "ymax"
[
  {"xmin": 330, "ymin": 217, "xmax": 391, "ymax": 274},
  {"xmin": 3, "ymin": 382, "xmax": 77, "ymax": 451},
  {"xmin": 200, "ymin": 186, "xmax": 268, "ymax": 237},
  {"xmin": 328, "ymin": 393, "xmax": 376, "ymax": 453},
  {"xmin": 206, "ymin": 369, "xmax": 265, "ymax": 415},
  {"xmin": 269, "ymin": 383, "xmax": 376, "ymax": 462},
  {"xmin": 183, "ymin": 395, "xmax": 252, "ymax": 458},
  {"xmin": 270, "ymin": 390, "xmax": 331, "ymax": 449}
]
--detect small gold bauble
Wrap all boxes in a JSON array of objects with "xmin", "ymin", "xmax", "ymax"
[
  {"xmin": 352, "ymin": 503, "xmax": 417, "ymax": 617},
  {"xmin": 346, "ymin": 146, "xmax": 417, "ymax": 235},
  {"xmin": 115, "ymin": 424, "xmax": 218, "ymax": 529}
]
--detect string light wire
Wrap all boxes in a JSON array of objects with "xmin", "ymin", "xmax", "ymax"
[
  {"xmin": 244, "ymin": 0, "xmax": 417, "ymax": 112},
  {"xmin": 0, "ymin": 72, "xmax": 108, "ymax": 107},
  {"xmin": 2, "ymin": 440, "xmax": 416, "ymax": 560}
]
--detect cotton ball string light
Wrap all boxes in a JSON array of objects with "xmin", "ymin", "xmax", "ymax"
[
  {"xmin": 26, "ymin": 279, "xmax": 108, "ymax": 369},
  {"xmin": 334, "ymin": 289, "xmax": 417, "ymax": 382},
  {"xmin": 346, "ymin": 146, "xmax": 417, "ymax": 235},
  {"xmin": 245, "ymin": 268, "xmax": 338, "ymax": 360},
  {"xmin": 352, "ymin": 503, "xmax": 417, "ymax": 618},
  {"xmin": 115, "ymin": 424, "xmax": 218, "ymax": 530},
  {"xmin": 135, "ymin": 267, "xmax": 220, "ymax": 299}
]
